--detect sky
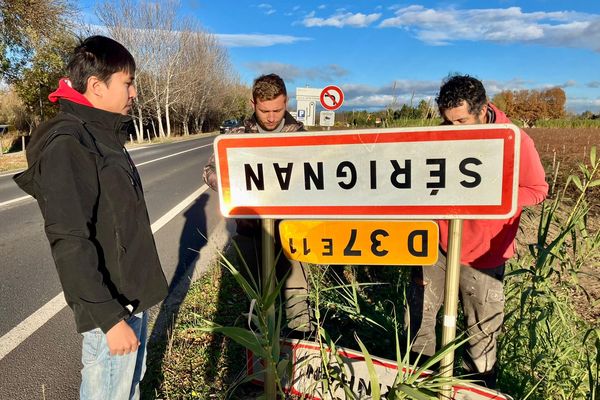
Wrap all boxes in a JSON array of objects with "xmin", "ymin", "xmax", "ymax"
[{"xmin": 78, "ymin": 0, "xmax": 600, "ymax": 114}]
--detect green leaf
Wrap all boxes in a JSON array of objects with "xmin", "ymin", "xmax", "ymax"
[
  {"xmin": 194, "ymin": 322, "xmax": 267, "ymax": 358},
  {"xmin": 589, "ymin": 179, "xmax": 600, "ymax": 188},
  {"xmin": 572, "ymin": 175, "xmax": 583, "ymax": 191},
  {"xmin": 395, "ymin": 384, "xmax": 437, "ymax": 400},
  {"xmin": 591, "ymin": 146, "xmax": 597, "ymax": 166},
  {"xmin": 354, "ymin": 333, "xmax": 381, "ymax": 400}
]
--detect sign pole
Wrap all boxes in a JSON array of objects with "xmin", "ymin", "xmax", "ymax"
[
  {"xmin": 439, "ymin": 218, "xmax": 463, "ymax": 399},
  {"xmin": 261, "ymin": 218, "xmax": 277, "ymax": 399}
]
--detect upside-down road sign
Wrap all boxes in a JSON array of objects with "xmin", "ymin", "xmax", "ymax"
[
  {"xmin": 247, "ymin": 338, "xmax": 513, "ymax": 400},
  {"xmin": 213, "ymin": 124, "xmax": 520, "ymax": 220},
  {"xmin": 279, "ymin": 220, "xmax": 438, "ymax": 265}
]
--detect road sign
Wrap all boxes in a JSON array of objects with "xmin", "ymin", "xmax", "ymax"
[
  {"xmin": 213, "ymin": 125, "xmax": 520, "ymax": 220},
  {"xmin": 247, "ymin": 338, "xmax": 512, "ymax": 400},
  {"xmin": 320, "ymin": 85, "xmax": 344, "ymax": 111},
  {"xmin": 279, "ymin": 220, "xmax": 438, "ymax": 265},
  {"xmin": 319, "ymin": 111, "xmax": 335, "ymax": 127}
]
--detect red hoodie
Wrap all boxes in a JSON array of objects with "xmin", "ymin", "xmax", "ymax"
[
  {"xmin": 437, "ymin": 103, "xmax": 548, "ymax": 269},
  {"xmin": 48, "ymin": 78, "xmax": 94, "ymax": 108}
]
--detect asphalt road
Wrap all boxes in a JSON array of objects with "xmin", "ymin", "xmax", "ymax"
[{"xmin": 0, "ymin": 135, "xmax": 231, "ymax": 399}]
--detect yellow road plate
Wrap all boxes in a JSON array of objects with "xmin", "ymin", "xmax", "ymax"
[{"xmin": 279, "ymin": 220, "xmax": 438, "ymax": 266}]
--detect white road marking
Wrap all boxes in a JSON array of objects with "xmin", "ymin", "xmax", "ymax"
[
  {"xmin": 135, "ymin": 144, "xmax": 211, "ymax": 167},
  {"xmin": 0, "ymin": 143, "xmax": 212, "ymax": 209},
  {"xmin": 0, "ymin": 293, "xmax": 67, "ymax": 360},
  {"xmin": 0, "ymin": 170, "xmax": 25, "ymax": 178},
  {"xmin": 0, "ymin": 195, "xmax": 32, "ymax": 208},
  {"xmin": 0, "ymin": 184, "xmax": 210, "ymax": 361}
]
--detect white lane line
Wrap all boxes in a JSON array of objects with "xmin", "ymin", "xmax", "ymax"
[
  {"xmin": 0, "ymin": 144, "xmax": 212, "ymax": 209},
  {"xmin": 0, "ymin": 184, "xmax": 210, "ymax": 361},
  {"xmin": 135, "ymin": 144, "xmax": 211, "ymax": 167},
  {"xmin": 0, "ymin": 169, "xmax": 24, "ymax": 178},
  {"xmin": 0, "ymin": 195, "xmax": 33, "ymax": 208},
  {"xmin": 0, "ymin": 293, "xmax": 67, "ymax": 360},
  {"xmin": 150, "ymin": 185, "xmax": 209, "ymax": 232}
]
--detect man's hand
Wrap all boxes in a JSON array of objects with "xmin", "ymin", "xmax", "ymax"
[{"xmin": 106, "ymin": 320, "xmax": 140, "ymax": 356}]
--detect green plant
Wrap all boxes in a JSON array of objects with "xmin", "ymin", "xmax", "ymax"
[{"xmin": 499, "ymin": 147, "xmax": 599, "ymax": 399}]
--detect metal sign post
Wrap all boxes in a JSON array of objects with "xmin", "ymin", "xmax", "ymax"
[
  {"xmin": 261, "ymin": 218, "xmax": 277, "ymax": 399},
  {"xmin": 439, "ymin": 219, "xmax": 463, "ymax": 399}
]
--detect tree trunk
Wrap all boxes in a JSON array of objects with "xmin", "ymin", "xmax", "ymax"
[
  {"xmin": 155, "ymin": 99, "xmax": 165, "ymax": 138},
  {"xmin": 136, "ymin": 105, "xmax": 144, "ymax": 143},
  {"xmin": 165, "ymin": 86, "xmax": 171, "ymax": 137},
  {"xmin": 151, "ymin": 119, "xmax": 157, "ymax": 140}
]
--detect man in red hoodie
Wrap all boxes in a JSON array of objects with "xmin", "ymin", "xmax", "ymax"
[
  {"xmin": 14, "ymin": 36, "xmax": 168, "ymax": 399},
  {"xmin": 406, "ymin": 75, "xmax": 548, "ymax": 388}
]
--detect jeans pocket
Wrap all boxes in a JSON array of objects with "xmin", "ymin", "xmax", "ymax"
[{"xmin": 82, "ymin": 328, "xmax": 104, "ymax": 365}]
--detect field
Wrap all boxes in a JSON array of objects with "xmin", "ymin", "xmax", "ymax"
[{"xmin": 524, "ymin": 128, "xmax": 600, "ymax": 323}]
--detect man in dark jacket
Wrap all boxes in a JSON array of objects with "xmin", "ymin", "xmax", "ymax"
[
  {"xmin": 14, "ymin": 36, "xmax": 168, "ymax": 399},
  {"xmin": 203, "ymin": 74, "xmax": 313, "ymax": 335}
]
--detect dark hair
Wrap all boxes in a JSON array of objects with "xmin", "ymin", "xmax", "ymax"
[
  {"xmin": 67, "ymin": 35, "xmax": 136, "ymax": 94},
  {"xmin": 436, "ymin": 74, "xmax": 487, "ymax": 115},
  {"xmin": 252, "ymin": 73, "xmax": 287, "ymax": 102}
]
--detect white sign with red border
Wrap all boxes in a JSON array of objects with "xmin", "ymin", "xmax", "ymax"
[
  {"xmin": 213, "ymin": 125, "xmax": 520, "ymax": 220},
  {"xmin": 320, "ymin": 85, "xmax": 344, "ymax": 111},
  {"xmin": 247, "ymin": 339, "xmax": 512, "ymax": 400}
]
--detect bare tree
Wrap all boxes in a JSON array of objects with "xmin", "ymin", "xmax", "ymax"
[{"xmin": 96, "ymin": 0, "xmax": 247, "ymax": 139}]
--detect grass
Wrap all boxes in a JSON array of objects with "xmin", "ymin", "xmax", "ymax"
[{"xmin": 141, "ymin": 260, "xmax": 250, "ymax": 400}]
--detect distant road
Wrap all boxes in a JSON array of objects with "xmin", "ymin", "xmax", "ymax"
[{"xmin": 0, "ymin": 135, "xmax": 230, "ymax": 399}]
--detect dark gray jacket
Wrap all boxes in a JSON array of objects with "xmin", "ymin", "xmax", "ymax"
[
  {"xmin": 14, "ymin": 100, "xmax": 168, "ymax": 333},
  {"xmin": 202, "ymin": 111, "xmax": 304, "ymax": 236}
]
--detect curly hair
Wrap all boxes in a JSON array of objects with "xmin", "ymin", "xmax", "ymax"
[
  {"xmin": 252, "ymin": 74, "xmax": 287, "ymax": 102},
  {"xmin": 436, "ymin": 74, "xmax": 487, "ymax": 115}
]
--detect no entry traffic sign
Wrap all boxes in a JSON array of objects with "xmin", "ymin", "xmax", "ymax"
[
  {"xmin": 213, "ymin": 124, "xmax": 520, "ymax": 220},
  {"xmin": 320, "ymin": 85, "xmax": 344, "ymax": 111}
]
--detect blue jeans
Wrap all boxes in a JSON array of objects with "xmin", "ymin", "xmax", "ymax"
[{"xmin": 80, "ymin": 312, "xmax": 148, "ymax": 400}]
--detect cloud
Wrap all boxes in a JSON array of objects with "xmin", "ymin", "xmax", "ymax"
[
  {"xmin": 566, "ymin": 97, "xmax": 600, "ymax": 113},
  {"xmin": 559, "ymin": 80, "xmax": 577, "ymax": 88},
  {"xmin": 378, "ymin": 5, "xmax": 600, "ymax": 51},
  {"xmin": 257, "ymin": 3, "xmax": 276, "ymax": 15},
  {"xmin": 587, "ymin": 81, "xmax": 600, "ymax": 88},
  {"xmin": 337, "ymin": 80, "xmax": 440, "ymax": 109},
  {"xmin": 245, "ymin": 62, "xmax": 349, "ymax": 82},
  {"xmin": 318, "ymin": 4, "xmax": 326, "ymax": 10},
  {"xmin": 215, "ymin": 34, "xmax": 311, "ymax": 47},
  {"xmin": 303, "ymin": 11, "xmax": 382, "ymax": 28}
]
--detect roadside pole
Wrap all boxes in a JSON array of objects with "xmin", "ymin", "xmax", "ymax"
[
  {"xmin": 439, "ymin": 219, "xmax": 463, "ymax": 399},
  {"xmin": 261, "ymin": 218, "xmax": 277, "ymax": 399}
]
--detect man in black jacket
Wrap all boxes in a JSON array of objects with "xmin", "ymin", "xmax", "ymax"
[
  {"xmin": 203, "ymin": 74, "xmax": 313, "ymax": 336},
  {"xmin": 14, "ymin": 36, "xmax": 167, "ymax": 399}
]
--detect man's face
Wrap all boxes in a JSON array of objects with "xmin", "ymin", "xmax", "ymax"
[
  {"xmin": 441, "ymin": 101, "xmax": 487, "ymax": 125},
  {"xmin": 252, "ymin": 94, "xmax": 287, "ymax": 131},
  {"xmin": 95, "ymin": 71, "xmax": 137, "ymax": 115}
]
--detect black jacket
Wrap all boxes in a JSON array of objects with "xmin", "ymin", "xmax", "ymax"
[{"xmin": 14, "ymin": 100, "xmax": 168, "ymax": 333}]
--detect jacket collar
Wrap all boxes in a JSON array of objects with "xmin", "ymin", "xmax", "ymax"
[
  {"xmin": 245, "ymin": 111, "xmax": 303, "ymax": 132},
  {"xmin": 59, "ymin": 99, "xmax": 133, "ymax": 147}
]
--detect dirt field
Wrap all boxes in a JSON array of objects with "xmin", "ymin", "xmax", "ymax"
[{"xmin": 525, "ymin": 127, "xmax": 600, "ymax": 323}]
